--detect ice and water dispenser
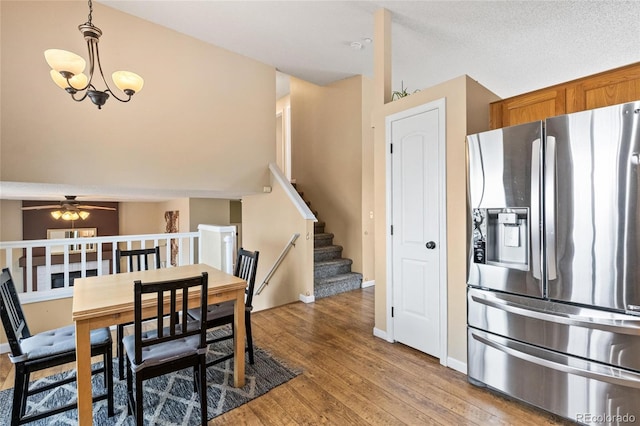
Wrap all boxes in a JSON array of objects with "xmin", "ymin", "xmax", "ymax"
[{"xmin": 472, "ymin": 208, "xmax": 529, "ymax": 270}]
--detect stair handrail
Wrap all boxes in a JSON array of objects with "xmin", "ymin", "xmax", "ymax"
[
  {"xmin": 269, "ymin": 163, "xmax": 316, "ymax": 221},
  {"xmin": 255, "ymin": 232, "xmax": 300, "ymax": 295}
]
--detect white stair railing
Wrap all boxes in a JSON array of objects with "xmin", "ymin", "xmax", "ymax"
[{"xmin": 0, "ymin": 231, "xmax": 199, "ymax": 303}]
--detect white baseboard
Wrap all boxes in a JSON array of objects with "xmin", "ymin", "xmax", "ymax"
[
  {"xmin": 0, "ymin": 342, "xmax": 9, "ymax": 355},
  {"xmin": 447, "ymin": 357, "xmax": 467, "ymax": 375},
  {"xmin": 361, "ymin": 279, "xmax": 375, "ymax": 288},
  {"xmin": 371, "ymin": 328, "xmax": 469, "ymax": 375},
  {"xmin": 372, "ymin": 327, "xmax": 388, "ymax": 341},
  {"xmin": 299, "ymin": 293, "xmax": 315, "ymax": 304}
]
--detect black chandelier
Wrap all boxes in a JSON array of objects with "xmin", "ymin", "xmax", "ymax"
[{"xmin": 44, "ymin": 0, "xmax": 143, "ymax": 109}]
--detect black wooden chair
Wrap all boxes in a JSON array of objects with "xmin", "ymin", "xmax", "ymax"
[
  {"xmin": 0, "ymin": 268, "xmax": 114, "ymax": 425},
  {"xmin": 115, "ymin": 247, "xmax": 161, "ymax": 274},
  {"xmin": 122, "ymin": 272, "xmax": 209, "ymax": 426},
  {"xmin": 188, "ymin": 248, "xmax": 259, "ymax": 366},
  {"xmin": 115, "ymin": 246, "xmax": 161, "ymax": 380}
]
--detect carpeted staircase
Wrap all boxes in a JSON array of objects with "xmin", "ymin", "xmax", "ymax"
[
  {"xmin": 313, "ymin": 220, "xmax": 363, "ymax": 298},
  {"xmin": 295, "ymin": 185, "xmax": 363, "ymax": 299}
]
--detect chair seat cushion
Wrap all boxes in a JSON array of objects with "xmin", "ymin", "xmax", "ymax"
[
  {"xmin": 15, "ymin": 325, "xmax": 111, "ymax": 363},
  {"xmin": 122, "ymin": 323, "xmax": 204, "ymax": 373},
  {"xmin": 187, "ymin": 301, "xmax": 235, "ymax": 323}
]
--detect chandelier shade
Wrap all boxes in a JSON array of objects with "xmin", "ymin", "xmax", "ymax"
[
  {"xmin": 50, "ymin": 69, "xmax": 88, "ymax": 90},
  {"xmin": 112, "ymin": 71, "xmax": 145, "ymax": 94},
  {"xmin": 44, "ymin": 49, "xmax": 86, "ymax": 75},
  {"xmin": 45, "ymin": 0, "xmax": 143, "ymax": 109}
]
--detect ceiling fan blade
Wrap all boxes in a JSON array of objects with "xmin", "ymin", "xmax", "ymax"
[
  {"xmin": 21, "ymin": 205, "xmax": 61, "ymax": 210},
  {"xmin": 77, "ymin": 205, "xmax": 116, "ymax": 211}
]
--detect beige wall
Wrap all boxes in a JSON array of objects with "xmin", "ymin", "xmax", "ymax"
[
  {"xmin": 0, "ymin": 201, "xmax": 23, "ymax": 283},
  {"xmin": 0, "ymin": 200, "xmax": 22, "ymax": 246},
  {"xmin": 189, "ymin": 199, "xmax": 231, "ymax": 231},
  {"xmin": 361, "ymin": 77, "xmax": 375, "ymax": 283},
  {"xmin": 119, "ymin": 202, "xmax": 166, "ymax": 235},
  {"xmin": 371, "ymin": 76, "xmax": 499, "ymax": 365},
  {"xmin": 241, "ymin": 179, "xmax": 314, "ymax": 312},
  {"xmin": 1, "ymin": 1, "xmax": 275, "ymax": 195},
  {"xmin": 290, "ymin": 75, "xmax": 365, "ymax": 273}
]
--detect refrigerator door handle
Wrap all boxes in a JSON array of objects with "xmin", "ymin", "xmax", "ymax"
[
  {"xmin": 469, "ymin": 330, "xmax": 640, "ymax": 389},
  {"xmin": 470, "ymin": 290, "xmax": 640, "ymax": 335},
  {"xmin": 531, "ymin": 138, "xmax": 541, "ymax": 280},
  {"xmin": 545, "ymin": 135, "xmax": 557, "ymax": 280}
]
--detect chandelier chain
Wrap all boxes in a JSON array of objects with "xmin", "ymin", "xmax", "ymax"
[{"xmin": 87, "ymin": 0, "xmax": 93, "ymax": 25}]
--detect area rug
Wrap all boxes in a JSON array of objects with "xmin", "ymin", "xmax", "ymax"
[{"xmin": 0, "ymin": 329, "xmax": 300, "ymax": 425}]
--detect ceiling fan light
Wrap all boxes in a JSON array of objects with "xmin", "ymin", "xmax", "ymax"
[
  {"xmin": 112, "ymin": 71, "xmax": 144, "ymax": 94},
  {"xmin": 61, "ymin": 211, "xmax": 80, "ymax": 221},
  {"xmin": 50, "ymin": 210, "xmax": 63, "ymax": 220},
  {"xmin": 78, "ymin": 211, "xmax": 90, "ymax": 220},
  {"xmin": 44, "ymin": 49, "xmax": 86, "ymax": 75}
]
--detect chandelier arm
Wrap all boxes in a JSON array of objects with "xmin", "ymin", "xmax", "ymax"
[
  {"xmin": 69, "ymin": 81, "xmax": 100, "ymax": 102},
  {"xmin": 93, "ymin": 43, "xmax": 132, "ymax": 103},
  {"xmin": 87, "ymin": 39, "xmax": 98, "ymax": 88},
  {"xmin": 70, "ymin": 90, "xmax": 91, "ymax": 103}
]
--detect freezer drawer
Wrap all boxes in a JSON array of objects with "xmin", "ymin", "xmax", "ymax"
[
  {"xmin": 468, "ymin": 328, "xmax": 640, "ymax": 425},
  {"xmin": 468, "ymin": 288, "xmax": 640, "ymax": 372}
]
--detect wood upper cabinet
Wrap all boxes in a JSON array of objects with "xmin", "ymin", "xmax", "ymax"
[
  {"xmin": 491, "ymin": 88, "xmax": 565, "ymax": 128},
  {"xmin": 566, "ymin": 63, "xmax": 640, "ymax": 113},
  {"xmin": 490, "ymin": 62, "xmax": 640, "ymax": 129}
]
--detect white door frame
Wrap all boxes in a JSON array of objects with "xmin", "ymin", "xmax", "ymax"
[
  {"xmin": 385, "ymin": 98, "xmax": 448, "ymax": 366},
  {"xmin": 275, "ymin": 105, "xmax": 292, "ymax": 181}
]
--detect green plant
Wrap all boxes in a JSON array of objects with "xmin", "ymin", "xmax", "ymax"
[{"xmin": 391, "ymin": 80, "xmax": 419, "ymax": 100}]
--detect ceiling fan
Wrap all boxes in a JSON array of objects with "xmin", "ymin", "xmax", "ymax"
[{"xmin": 22, "ymin": 195, "xmax": 115, "ymax": 221}]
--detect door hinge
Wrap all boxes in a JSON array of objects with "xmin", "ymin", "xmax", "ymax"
[
  {"xmin": 390, "ymin": 225, "xmax": 394, "ymax": 235},
  {"xmin": 391, "ymin": 306, "xmax": 394, "ymax": 317},
  {"xmin": 390, "ymin": 143, "xmax": 393, "ymax": 154}
]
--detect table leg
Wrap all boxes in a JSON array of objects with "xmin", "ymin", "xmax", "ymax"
[
  {"xmin": 75, "ymin": 320, "xmax": 93, "ymax": 425},
  {"xmin": 233, "ymin": 288, "xmax": 245, "ymax": 387}
]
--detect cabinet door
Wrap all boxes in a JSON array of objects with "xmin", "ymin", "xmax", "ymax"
[
  {"xmin": 494, "ymin": 88, "xmax": 566, "ymax": 128},
  {"xmin": 566, "ymin": 63, "xmax": 640, "ymax": 113}
]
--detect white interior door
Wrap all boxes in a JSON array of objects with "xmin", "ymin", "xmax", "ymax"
[{"xmin": 389, "ymin": 102, "xmax": 443, "ymax": 358}]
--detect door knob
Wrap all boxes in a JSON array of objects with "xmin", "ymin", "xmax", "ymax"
[{"xmin": 426, "ymin": 241, "xmax": 436, "ymax": 249}]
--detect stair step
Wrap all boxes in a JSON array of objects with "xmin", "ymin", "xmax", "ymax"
[
  {"xmin": 314, "ymin": 221, "xmax": 325, "ymax": 234},
  {"xmin": 314, "ymin": 245, "xmax": 343, "ymax": 261},
  {"xmin": 314, "ymin": 232, "xmax": 333, "ymax": 247},
  {"xmin": 314, "ymin": 272, "xmax": 363, "ymax": 299},
  {"xmin": 314, "ymin": 258, "xmax": 353, "ymax": 280}
]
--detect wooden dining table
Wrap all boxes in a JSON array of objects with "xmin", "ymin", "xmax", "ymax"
[{"xmin": 72, "ymin": 263, "xmax": 247, "ymax": 425}]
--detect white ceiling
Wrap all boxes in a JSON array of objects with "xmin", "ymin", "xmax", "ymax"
[
  {"xmin": 101, "ymin": 0, "xmax": 640, "ymax": 99},
  {"xmin": 4, "ymin": 0, "xmax": 640, "ymax": 203}
]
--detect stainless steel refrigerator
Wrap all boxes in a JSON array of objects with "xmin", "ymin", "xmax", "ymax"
[{"xmin": 466, "ymin": 101, "xmax": 640, "ymax": 425}]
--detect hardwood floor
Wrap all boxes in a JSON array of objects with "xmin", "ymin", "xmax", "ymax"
[
  {"xmin": 0, "ymin": 287, "xmax": 574, "ymax": 425},
  {"xmin": 214, "ymin": 287, "xmax": 573, "ymax": 425}
]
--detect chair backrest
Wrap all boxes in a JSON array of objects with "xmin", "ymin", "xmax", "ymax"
[
  {"xmin": 116, "ymin": 246, "xmax": 161, "ymax": 273},
  {"xmin": 132, "ymin": 272, "xmax": 209, "ymax": 365},
  {"xmin": 234, "ymin": 248, "xmax": 259, "ymax": 309},
  {"xmin": 0, "ymin": 268, "xmax": 31, "ymax": 357}
]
